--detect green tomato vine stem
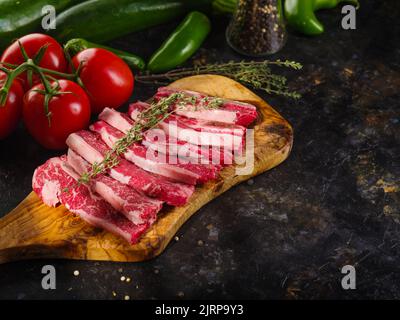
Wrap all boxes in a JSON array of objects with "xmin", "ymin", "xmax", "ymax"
[{"xmin": 0, "ymin": 43, "xmax": 82, "ymax": 125}]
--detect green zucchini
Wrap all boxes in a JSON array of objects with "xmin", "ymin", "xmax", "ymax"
[
  {"xmin": 50, "ymin": 0, "xmax": 213, "ymax": 43},
  {"xmin": 0, "ymin": 0, "xmax": 82, "ymax": 49}
]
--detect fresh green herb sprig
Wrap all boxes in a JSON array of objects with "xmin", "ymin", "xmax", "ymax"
[
  {"xmin": 175, "ymin": 95, "xmax": 223, "ymax": 111},
  {"xmin": 78, "ymin": 92, "xmax": 223, "ymax": 184},
  {"xmin": 136, "ymin": 60, "xmax": 302, "ymax": 99}
]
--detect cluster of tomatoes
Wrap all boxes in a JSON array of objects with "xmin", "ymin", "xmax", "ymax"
[{"xmin": 0, "ymin": 33, "xmax": 134, "ymax": 149}]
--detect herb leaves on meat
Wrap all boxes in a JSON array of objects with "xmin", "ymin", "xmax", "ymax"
[{"xmin": 78, "ymin": 92, "xmax": 223, "ymax": 185}]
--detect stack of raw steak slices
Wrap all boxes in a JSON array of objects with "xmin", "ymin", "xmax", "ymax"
[{"xmin": 32, "ymin": 88, "xmax": 258, "ymax": 244}]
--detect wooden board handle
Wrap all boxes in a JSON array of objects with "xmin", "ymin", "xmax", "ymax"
[{"xmin": 0, "ymin": 192, "xmax": 90, "ymax": 264}]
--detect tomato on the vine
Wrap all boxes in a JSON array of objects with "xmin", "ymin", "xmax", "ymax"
[
  {"xmin": 71, "ymin": 48, "xmax": 134, "ymax": 114},
  {"xmin": 0, "ymin": 33, "xmax": 67, "ymax": 89},
  {"xmin": 22, "ymin": 80, "xmax": 91, "ymax": 150},
  {"xmin": 0, "ymin": 71, "xmax": 24, "ymax": 139}
]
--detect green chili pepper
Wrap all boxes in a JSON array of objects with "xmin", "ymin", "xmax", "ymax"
[
  {"xmin": 147, "ymin": 11, "xmax": 211, "ymax": 73},
  {"xmin": 284, "ymin": 0, "xmax": 360, "ymax": 36},
  {"xmin": 64, "ymin": 38, "xmax": 146, "ymax": 71}
]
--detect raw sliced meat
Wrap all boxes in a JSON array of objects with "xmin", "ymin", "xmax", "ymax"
[
  {"xmin": 67, "ymin": 149, "xmax": 163, "ymax": 225},
  {"xmin": 99, "ymin": 107, "xmax": 134, "ymax": 134},
  {"xmin": 154, "ymin": 87, "xmax": 258, "ymax": 126},
  {"xmin": 99, "ymin": 107, "xmax": 231, "ymax": 165},
  {"xmin": 166, "ymin": 114, "xmax": 246, "ymax": 136},
  {"xmin": 176, "ymin": 108, "xmax": 256, "ymax": 127},
  {"xmin": 160, "ymin": 116, "xmax": 245, "ymax": 151},
  {"xmin": 124, "ymin": 102, "xmax": 149, "ymax": 125},
  {"xmin": 33, "ymin": 87, "xmax": 255, "ymax": 244},
  {"xmin": 66, "ymin": 130, "xmax": 194, "ymax": 206},
  {"xmin": 101, "ymin": 106, "xmax": 204, "ymax": 160},
  {"xmin": 92, "ymin": 177, "xmax": 161, "ymax": 225},
  {"xmin": 32, "ymin": 156, "xmax": 149, "ymax": 244},
  {"xmin": 156, "ymin": 87, "xmax": 257, "ymax": 114},
  {"xmin": 109, "ymin": 158, "xmax": 194, "ymax": 206},
  {"xmin": 66, "ymin": 130, "xmax": 108, "ymax": 164},
  {"xmin": 142, "ymin": 128, "xmax": 233, "ymax": 166},
  {"xmin": 90, "ymin": 121, "xmax": 219, "ymax": 184},
  {"xmin": 127, "ymin": 101, "xmax": 149, "ymax": 119},
  {"xmin": 129, "ymin": 102, "xmax": 245, "ymax": 151},
  {"xmin": 89, "ymin": 121, "xmax": 198, "ymax": 184}
]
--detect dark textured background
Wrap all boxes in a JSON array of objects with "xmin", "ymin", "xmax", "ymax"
[{"xmin": 0, "ymin": 0, "xmax": 399, "ymax": 299}]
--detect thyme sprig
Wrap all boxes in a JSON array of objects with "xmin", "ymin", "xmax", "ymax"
[
  {"xmin": 78, "ymin": 92, "xmax": 223, "ymax": 184},
  {"xmin": 136, "ymin": 60, "xmax": 302, "ymax": 99},
  {"xmin": 176, "ymin": 95, "xmax": 224, "ymax": 111}
]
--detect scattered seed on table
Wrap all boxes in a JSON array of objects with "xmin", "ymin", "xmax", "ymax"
[
  {"xmin": 126, "ymin": 277, "xmax": 131, "ymax": 283},
  {"xmin": 120, "ymin": 276, "xmax": 126, "ymax": 282},
  {"xmin": 174, "ymin": 236, "xmax": 179, "ymax": 241},
  {"xmin": 124, "ymin": 295, "xmax": 130, "ymax": 300},
  {"xmin": 73, "ymin": 270, "xmax": 80, "ymax": 276},
  {"xmin": 112, "ymin": 291, "xmax": 117, "ymax": 297}
]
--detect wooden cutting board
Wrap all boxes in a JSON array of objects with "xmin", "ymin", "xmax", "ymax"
[{"xmin": 0, "ymin": 75, "xmax": 293, "ymax": 264}]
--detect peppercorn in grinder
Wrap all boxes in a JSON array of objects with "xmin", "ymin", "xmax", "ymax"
[{"xmin": 226, "ymin": 0, "xmax": 287, "ymax": 56}]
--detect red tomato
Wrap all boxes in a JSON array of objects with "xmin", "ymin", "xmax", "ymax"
[
  {"xmin": 23, "ymin": 80, "xmax": 91, "ymax": 150},
  {"xmin": 71, "ymin": 48, "xmax": 134, "ymax": 114},
  {"xmin": 0, "ymin": 72, "xmax": 24, "ymax": 139},
  {"xmin": 0, "ymin": 33, "xmax": 67, "ymax": 89}
]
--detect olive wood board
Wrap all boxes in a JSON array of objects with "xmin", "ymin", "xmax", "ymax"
[{"xmin": 0, "ymin": 75, "xmax": 293, "ymax": 264}]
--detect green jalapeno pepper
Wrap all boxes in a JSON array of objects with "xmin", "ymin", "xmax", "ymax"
[
  {"xmin": 284, "ymin": 0, "xmax": 360, "ymax": 36},
  {"xmin": 147, "ymin": 11, "xmax": 211, "ymax": 73}
]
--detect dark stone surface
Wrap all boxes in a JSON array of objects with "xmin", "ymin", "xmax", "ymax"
[{"xmin": 0, "ymin": 0, "xmax": 399, "ymax": 299}]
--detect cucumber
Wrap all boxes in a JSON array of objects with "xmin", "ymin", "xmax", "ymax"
[
  {"xmin": 50, "ymin": 0, "xmax": 213, "ymax": 43},
  {"xmin": 0, "ymin": 0, "xmax": 82, "ymax": 49}
]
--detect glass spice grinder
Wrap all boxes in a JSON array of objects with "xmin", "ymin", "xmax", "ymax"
[{"xmin": 226, "ymin": 0, "xmax": 287, "ymax": 56}]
